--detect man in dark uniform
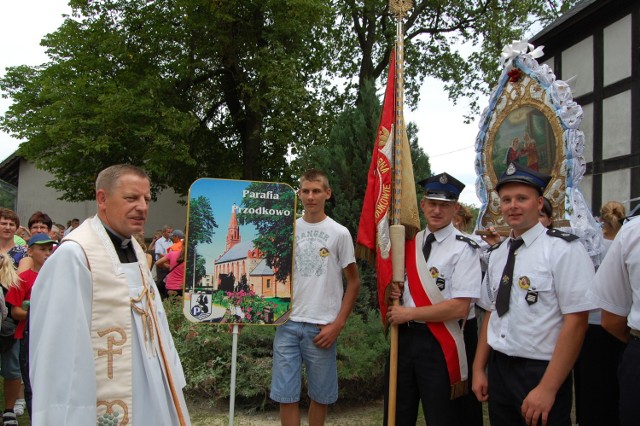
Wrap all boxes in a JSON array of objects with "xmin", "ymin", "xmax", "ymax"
[
  {"xmin": 385, "ymin": 172, "xmax": 482, "ymax": 426},
  {"xmin": 472, "ymin": 162, "xmax": 595, "ymax": 426}
]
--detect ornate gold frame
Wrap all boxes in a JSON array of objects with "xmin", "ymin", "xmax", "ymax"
[{"xmin": 481, "ymin": 76, "xmax": 566, "ymax": 227}]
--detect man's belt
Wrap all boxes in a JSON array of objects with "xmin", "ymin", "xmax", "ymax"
[{"xmin": 630, "ymin": 329, "xmax": 640, "ymax": 340}]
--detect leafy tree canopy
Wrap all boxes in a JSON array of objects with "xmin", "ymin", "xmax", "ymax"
[
  {"xmin": 0, "ymin": 0, "xmax": 579, "ymax": 201},
  {"xmin": 329, "ymin": 0, "xmax": 580, "ymax": 117},
  {"xmin": 1, "ymin": 0, "xmax": 335, "ymax": 200}
]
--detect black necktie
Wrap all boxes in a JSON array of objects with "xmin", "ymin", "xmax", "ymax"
[
  {"xmin": 495, "ymin": 238, "xmax": 525, "ymax": 317},
  {"xmin": 423, "ymin": 233, "xmax": 436, "ymax": 263}
]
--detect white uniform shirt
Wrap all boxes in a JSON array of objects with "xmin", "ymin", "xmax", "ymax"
[
  {"xmin": 478, "ymin": 222, "xmax": 595, "ymax": 360},
  {"xmin": 589, "ymin": 217, "xmax": 640, "ymax": 330},
  {"xmin": 403, "ymin": 223, "xmax": 482, "ymax": 317}
]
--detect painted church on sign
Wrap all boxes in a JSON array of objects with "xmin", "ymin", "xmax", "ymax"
[{"xmin": 212, "ymin": 205, "xmax": 291, "ymax": 298}]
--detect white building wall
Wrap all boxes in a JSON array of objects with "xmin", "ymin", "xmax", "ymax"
[
  {"xmin": 562, "ymin": 37, "xmax": 594, "ymax": 97},
  {"xmin": 581, "ymin": 103, "xmax": 594, "ymax": 163},
  {"xmin": 16, "ymin": 159, "xmax": 187, "ymax": 236},
  {"xmin": 603, "ymin": 15, "xmax": 632, "ymax": 86},
  {"xmin": 602, "ymin": 169, "xmax": 631, "ymax": 206},
  {"xmin": 602, "ymin": 91, "xmax": 632, "ymax": 159}
]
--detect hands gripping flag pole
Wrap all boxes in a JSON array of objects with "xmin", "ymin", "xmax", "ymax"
[{"xmin": 356, "ymin": 2, "xmax": 419, "ymax": 424}]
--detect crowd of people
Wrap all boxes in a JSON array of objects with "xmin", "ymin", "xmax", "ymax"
[{"xmin": 0, "ymin": 162, "xmax": 636, "ymax": 426}]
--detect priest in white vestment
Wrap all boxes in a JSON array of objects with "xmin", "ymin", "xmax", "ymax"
[{"xmin": 29, "ymin": 165, "xmax": 191, "ymax": 425}]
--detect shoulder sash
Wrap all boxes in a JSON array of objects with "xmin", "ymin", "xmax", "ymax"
[{"xmin": 405, "ymin": 231, "xmax": 468, "ymax": 398}]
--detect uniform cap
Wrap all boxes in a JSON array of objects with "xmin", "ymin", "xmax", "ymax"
[
  {"xmin": 418, "ymin": 173, "xmax": 465, "ymax": 202},
  {"xmin": 496, "ymin": 162, "xmax": 551, "ymax": 194}
]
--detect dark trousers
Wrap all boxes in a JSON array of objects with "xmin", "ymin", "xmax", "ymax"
[
  {"xmin": 19, "ymin": 336, "xmax": 31, "ymax": 417},
  {"xmin": 383, "ymin": 323, "xmax": 457, "ymax": 426},
  {"xmin": 155, "ymin": 267, "xmax": 169, "ymax": 300},
  {"xmin": 452, "ymin": 318, "xmax": 483, "ymax": 426},
  {"xmin": 619, "ymin": 337, "xmax": 640, "ymax": 426},
  {"xmin": 574, "ymin": 324, "xmax": 623, "ymax": 426},
  {"xmin": 488, "ymin": 350, "xmax": 572, "ymax": 426}
]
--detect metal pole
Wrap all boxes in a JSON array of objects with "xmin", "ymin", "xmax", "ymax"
[{"xmin": 228, "ymin": 324, "xmax": 239, "ymax": 426}]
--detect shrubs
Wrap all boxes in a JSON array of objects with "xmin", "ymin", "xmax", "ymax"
[{"xmin": 164, "ymin": 297, "xmax": 389, "ymax": 409}]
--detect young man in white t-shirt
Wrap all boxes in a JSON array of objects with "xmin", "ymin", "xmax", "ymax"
[{"xmin": 270, "ymin": 169, "xmax": 360, "ymax": 426}]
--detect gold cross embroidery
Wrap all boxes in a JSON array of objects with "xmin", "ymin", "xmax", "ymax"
[{"xmin": 97, "ymin": 327, "xmax": 127, "ymax": 379}]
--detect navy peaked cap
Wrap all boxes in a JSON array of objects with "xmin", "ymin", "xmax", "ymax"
[
  {"xmin": 418, "ymin": 173, "xmax": 465, "ymax": 202},
  {"xmin": 496, "ymin": 162, "xmax": 551, "ymax": 193}
]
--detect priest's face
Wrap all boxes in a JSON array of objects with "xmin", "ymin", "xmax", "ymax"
[{"xmin": 97, "ymin": 173, "xmax": 151, "ymax": 237}]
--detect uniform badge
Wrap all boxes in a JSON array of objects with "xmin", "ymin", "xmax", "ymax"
[
  {"xmin": 319, "ymin": 247, "xmax": 329, "ymax": 257},
  {"xmin": 501, "ymin": 274, "xmax": 510, "ymax": 285},
  {"xmin": 506, "ymin": 162, "xmax": 517, "ymax": 175},
  {"xmin": 518, "ymin": 276, "xmax": 530, "ymax": 290},
  {"xmin": 430, "ymin": 267, "xmax": 439, "ymax": 279},
  {"xmin": 525, "ymin": 290, "xmax": 538, "ymax": 305},
  {"xmin": 439, "ymin": 174, "xmax": 448, "ymax": 184},
  {"xmin": 436, "ymin": 277, "xmax": 446, "ymax": 291}
]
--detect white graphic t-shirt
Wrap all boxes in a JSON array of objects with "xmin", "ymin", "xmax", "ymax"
[{"xmin": 290, "ymin": 216, "xmax": 356, "ymax": 324}]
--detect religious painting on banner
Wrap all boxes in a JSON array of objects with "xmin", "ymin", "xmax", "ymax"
[
  {"xmin": 183, "ymin": 179, "xmax": 296, "ymax": 325},
  {"xmin": 474, "ymin": 40, "xmax": 602, "ymax": 260}
]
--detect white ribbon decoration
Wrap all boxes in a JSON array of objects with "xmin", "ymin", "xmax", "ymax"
[{"xmin": 500, "ymin": 39, "xmax": 545, "ymax": 68}]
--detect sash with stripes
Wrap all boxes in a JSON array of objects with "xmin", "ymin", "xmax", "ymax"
[{"xmin": 405, "ymin": 231, "xmax": 468, "ymax": 398}]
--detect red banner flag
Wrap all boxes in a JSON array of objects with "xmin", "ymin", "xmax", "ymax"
[{"xmin": 356, "ymin": 51, "xmax": 419, "ymax": 323}]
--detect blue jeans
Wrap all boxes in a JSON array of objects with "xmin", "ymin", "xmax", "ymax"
[{"xmin": 270, "ymin": 320, "xmax": 338, "ymax": 405}]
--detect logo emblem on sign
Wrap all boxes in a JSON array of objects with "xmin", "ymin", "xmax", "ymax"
[{"xmin": 190, "ymin": 292, "xmax": 212, "ymax": 320}]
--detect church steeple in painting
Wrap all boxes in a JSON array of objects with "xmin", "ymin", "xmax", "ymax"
[{"xmin": 225, "ymin": 204, "xmax": 241, "ymax": 251}]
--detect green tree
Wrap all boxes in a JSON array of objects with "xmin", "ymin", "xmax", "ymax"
[
  {"xmin": 0, "ymin": 0, "xmax": 580, "ymax": 201},
  {"xmin": 330, "ymin": 0, "xmax": 580, "ymax": 116},
  {"xmin": 185, "ymin": 195, "xmax": 218, "ymax": 287},
  {"xmin": 0, "ymin": 0, "xmax": 335, "ymax": 200},
  {"xmin": 236, "ymin": 182, "xmax": 296, "ymax": 283}
]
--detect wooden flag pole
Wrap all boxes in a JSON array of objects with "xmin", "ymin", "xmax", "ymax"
[{"xmin": 387, "ymin": 1, "xmax": 412, "ymax": 425}]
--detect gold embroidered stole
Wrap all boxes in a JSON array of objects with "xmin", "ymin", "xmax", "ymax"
[
  {"xmin": 65, "ymin": 216, "xmax": 187, "ymax": 426},
  {"xmin": 65, "ymin": 217, "xmax": 134, "ymax": 425}
]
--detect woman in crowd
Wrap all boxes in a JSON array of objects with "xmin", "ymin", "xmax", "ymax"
[{"xmin": 156, "ymin": 245, "xmax": 185, "ymax": 297}]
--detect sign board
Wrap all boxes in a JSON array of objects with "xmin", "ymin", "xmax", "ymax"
[{"xmin": 183, "ymin": 179, "xmax": 296, "ymax": 325}]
